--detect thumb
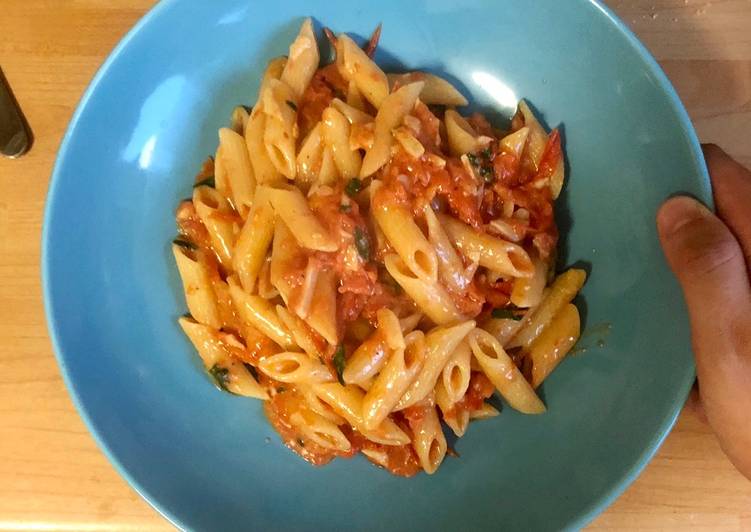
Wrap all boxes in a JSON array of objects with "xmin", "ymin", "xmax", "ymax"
[{"xmin": 656, "ymin": 196, "xmax": 749, "ymax": 321}]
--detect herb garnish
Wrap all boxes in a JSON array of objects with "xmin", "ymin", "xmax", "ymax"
[
  {"xmin": 345, "ymin": 178, "xmax": 363, "ymax": 197},
  {"xmin": 209, "ymin": 364, "xmax": 231, "ymax": 391},
  {"xmin": 491, "ymin": 308, "xmax": 523, "ymax": 321},
  {"xmin": 354, "ymin": 226, "xmax": 371, "ymax": 261},
  {"xmin": 286, "ymin": 100, "xmax": 298, "ymax": 111},
  {"xmin": 172, "ymin": 238, "xmax": 197, "ymax": 250},
  {"xmin": 333, "ymin": 344, "xmax": 346, "ymax": 385},
  {"xmin": 193, "ymin": 176, "xmax": 215, "ymax": 188}
]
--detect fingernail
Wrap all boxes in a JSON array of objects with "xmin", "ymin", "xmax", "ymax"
[{"xmin": 657, "ymin": 196, "xmax": 712, "ymax": 236}]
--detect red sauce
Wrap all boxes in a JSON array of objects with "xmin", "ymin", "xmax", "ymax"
[
  {"xmin": 344, "ymin": 425, "xmax": 421, "ymax": 477},
  {"xmin": 449, "ymin": 372, "xmax": 495, "ymax": 417},
  {"xmin": 175, "ymin": 201, "xmax": 212, "ymax": 251},
  {"xmin": 264, "ymin": 389, "xmax": 344, "ymax": 467},
  {"xmin": 298, "ymin": 64, "xmax": 348, "ymax": 136}
]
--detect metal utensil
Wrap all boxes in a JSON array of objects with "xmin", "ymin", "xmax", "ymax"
[{"xmin": 0, "ymin": 67, "xmax": 32, "ymax": 158}]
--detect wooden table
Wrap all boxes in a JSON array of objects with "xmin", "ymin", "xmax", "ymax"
[{"xmin": 1, "ymin": 1, "xmax": 749, "ymax": 530}]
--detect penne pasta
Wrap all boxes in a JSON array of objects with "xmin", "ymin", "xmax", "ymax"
[
  {"xmin": 528, "ymin": 303, "xmax": 580, "ymax": 389},
  {"xmin": 265, "ymin": 185, "xmax": 337, "ymax": 252},
  {"xmin": 336, "ymin": 33, "xmax": 389, "ymax": 108},
  {"xmin": 280, "ymin": 18, "xmax": 319, "ymax": 99},
  {"xmin": 445, "ymin": 109, "xmax": 483, "ymax": 156},
  {"xmin": 372, "ymin": 181, "xmax": 438, "ymax": 283},
  {"xmin": 395, "ymin": 320, "xmax": 475, "ymax": 410},
  {"xmin": 178, "ymin": 317, "xmax": 267, "ymax": 399},
  {"xmin": 360, "ymin": 81, "xmax": 424, "ymax": 177},
  {"xmin": 232, "ymin": 187, "xmax": 274, "ymax": 292},
  {"xmin": 321, "ymin": 106, "xmax": 362, "ymax": 179},
  {"xmin": 312, "ymin": 382, "xmax": 411, "ymax": 446},
  {"xmin": 192, "ymin": 186, "xmax": 239, "ymax": 268},
  {"xmin": 258, "ymin": 351, "xmax": 334, "ymax": 383},
  {"xmin": 508, "ymin": 268, "xmax": 586, "ymax": 349},
  {"xmin": 172, "ymin": 244, "xmax": 221, "ymax": 329},
  {"xmin": 411, "ymin": 406, "xmax": 447, "ymax": 474},
  {"xmin": 441, "ymin": 339, "xmax": 472, "ymax": 404},
  {"xmin": 386, "ymin": 72, "xmax": 468, "ymax": 106},
  {"xmin": 217, "ymin": 127, "xmax": 256, "ymax": 218},
  {"xmin": 362, "ymin": 330, "xmax": 426, "ymax": 429},
  {"xmin": 384, "ymin": 254, "xmax": 463, "ymax": 326},
  {"xmin": 468, "ymin": 328, "xmax": 545, "ymax": 414},
  {"xmin": 262, "ymin": 79, "xmax": 299, "ymax": 178},
  {"xmin": 440, "ymin": 214, "xmax": 534, "ymax": 278},
  {"xmin": 229, "ymin": 282, "xmax": 296, "ymax": 350}
]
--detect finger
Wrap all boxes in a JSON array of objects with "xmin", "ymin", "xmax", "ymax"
[
  {"xmin": 657, "ymin": 196, "xmax": 751, "ymax": 478},
  {"xmin": 703, "ymin": 144, "xmax": 751, "ymax": 267},
  {"xmin": 657, "ymin": 196, "xmax": 751, "ymax": 326}
]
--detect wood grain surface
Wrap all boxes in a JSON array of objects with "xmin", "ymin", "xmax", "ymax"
[{"xmin": 0, "ymin": 1, "xmax": 749, "ymax": 530}]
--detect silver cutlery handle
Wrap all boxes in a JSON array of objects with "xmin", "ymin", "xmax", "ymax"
[{"xmin": 0, "ymin": 68, "xmax": 32, "ymax": 158}]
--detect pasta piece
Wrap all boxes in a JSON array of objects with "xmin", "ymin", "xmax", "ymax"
[
  {"xmin": 445, "ymin": 109, "xmax": 483, "ymax": 156},
  {"xmin": 257, "ymin": 57, "xmax": 288, "ymax": 106},
  {"xmin": 516, "ymin": 100, "xmax": 548, "ymax": 171},
  {"xmin": 192, "ymin": 186, "xmax": 238, "ymax": 268},
  {"xmin": 280, "ymin": 18, "xmax": 320, "ymax": 99},
  {"xmin": 305, "ymin": 268, "xmax": 339, "ymax": 345},
  {"xmin": 312, "ymin": 383, "xmax": 411, "ymax": 446},
  {"xmin": 213, "ymin": 145, "xmax": 229, "ymax": 198},
  {"xmin": 395, "ymin": 320, "xmax": 476, "ymax": 410},
  {"xmin": 470, "ymin": 402, "xmax": 500, "ymax": 420},
  {"xmin": 245, "ymin": 110, "xmax": 283, "ymax": 185},
  {"xmin": 289, "ymin": 409, "xmax": 351, "ymax": 452},
  {"xmin": 384, "ymin": 254, "xmax": 463, "ymax": 325},
  {"xmin": 508, "ymin": 269, "xmax": 586, "ymax": 349},
  {"xmin": 298, "ymin": 384, "xmax": 346, "ymax": 424},
  {"xmin": 336, "ymin": 33, "xmax": 389, "ymax": 108},
  {"xmin": 217, "ymin": 127, "xmax": 255, "ymax": 218},
  {"xmin": 468, "ymin": 328, "xmax": 545, "ymax": 414},
  {"xmin": 386, "ymin": 72, "xmax": 468, "ymax": 106},
  {"xmin": 376, "ymin": 308, "xmax": 405, "ymax": 351},
  {"xmin": 372, "ymin": 181, "xmax": 438, "ymax": 283},
  {"xmin": 528, "ymin": 303, "xmax": 580, "ymax": 389},
  {"xmin": 441, "ymin": 339, "xmax": 472, "ymax": 404},
  {"xmin": 172, "ymin": 244, "xmax": 221, "ymax": 329},
  {"xmin": 318, "ymin": 145, "xmax": 339, "ymax": 185},
  {"xmin": 178, "ymin": 317, "xmax": 267, "ymax": 399},
  {"xmin": 342, "ymin": 331, "xmax": 388, "ymax": 385},
  {"xmin": 360, "ymin": 81, "xmax": 424, "ymax": 177},
  {"xmin": 346, "ymin": 80, "xmax": 367, "ymax": 111},
  {"xmin": 256, "ymin": 256, "xmax": 279, "ymax": 299},
  {"xmin": 232, "ymin": 187, "xmax": 274, "ymax": 292},
  {"xmin": 411, "ymin": 406, "xmax": 447, "ymax": 474},
  {"xmin": 276, "ymin": 305, "xmax": 325, "ymax": 360},
  {"xmin": 482, "ymin": 317, "xmax": 525, "ymax": 347},
  {"xmin": 269, "ymin": 218, "xmax": 304, "ymax": 301},
  {"xmin": 229, "ymin": 283, "xmax": 296, "ymax": 349},
  {"xmin": 262, "ymin": 79, "xmax": 299, "ymax": 178},
  {"xmin": 330, "ymin": 98, "xmax": 373, "ymax": 124},
  {"xmin": 258, "ymin": 351, "xmax": 334, "ymax": 383},
  {"xmin": 230, "ymin": 105, "xmax": 250, "ymax": 135},
  {"xmin": 423, "ymin": 206, "xmax": 470, "ymax": 292},
  {"xmin": 499, "ymin": 126, "xmax": 530, "ymax": 160},
  {"xmin": 362, "ymin": 330, "xmax": 426, "ymax": 429},
  {"xmin": 266, "ymin": 186, "xmax": 337, "ymax": 252},
  {"xmin": 392, "ymin": 126, "xmax": 425, "ymax": 158},
  {"xmin": 321, "ymin": 106, "xmax": 362, "ymax": 179},
  {"xmin": 510, "ymin": 255, "xmax": 548, "ymax": 308},
  {"xmin": 434, "ymin": 379, "xmax": 469, "ymax": 437},
  {"xmin": 399, "ymin": 312, "xmax": 423, "ymax": 334},
  {"xmin": 296, "ymin": 122, "xmax": 323, "ymax": 188},
  {"xmin": 439, "ymin": 214, "xmax": 534, "ymax": 278}
]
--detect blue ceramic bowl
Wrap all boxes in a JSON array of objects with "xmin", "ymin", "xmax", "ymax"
[{"xmin": 43, "ymin": 1, "xmax": 709, "ymax": 530}]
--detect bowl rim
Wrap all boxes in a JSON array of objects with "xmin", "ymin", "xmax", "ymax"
[{"xmin": 41, "ymin": 0, "xmax": 707, "ymax": 530}]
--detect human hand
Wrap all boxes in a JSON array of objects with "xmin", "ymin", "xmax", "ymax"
[{"xmin": 656, "ymin": 144, "xmax": 751, "ymax": 480}]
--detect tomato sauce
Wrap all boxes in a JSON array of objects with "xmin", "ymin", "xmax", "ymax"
[{"xmin": 449, "ymin": 372, "xmax": 495, "ymax": 417}]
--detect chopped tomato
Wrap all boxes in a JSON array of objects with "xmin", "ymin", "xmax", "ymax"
[
  {"xmin": 297, "ymin": 64, "xmax": 348, "ymax": 136},
  {"xmin": 344, "ymin": 427, "xmax": 421, "ymax": 477},
  {"xmin": 449, "ymin": 372, "xmax": 495, "ymax": 416},
  {"xmin": 534, "ymin": 129, "xmax": 562, "ymax": 181}
]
